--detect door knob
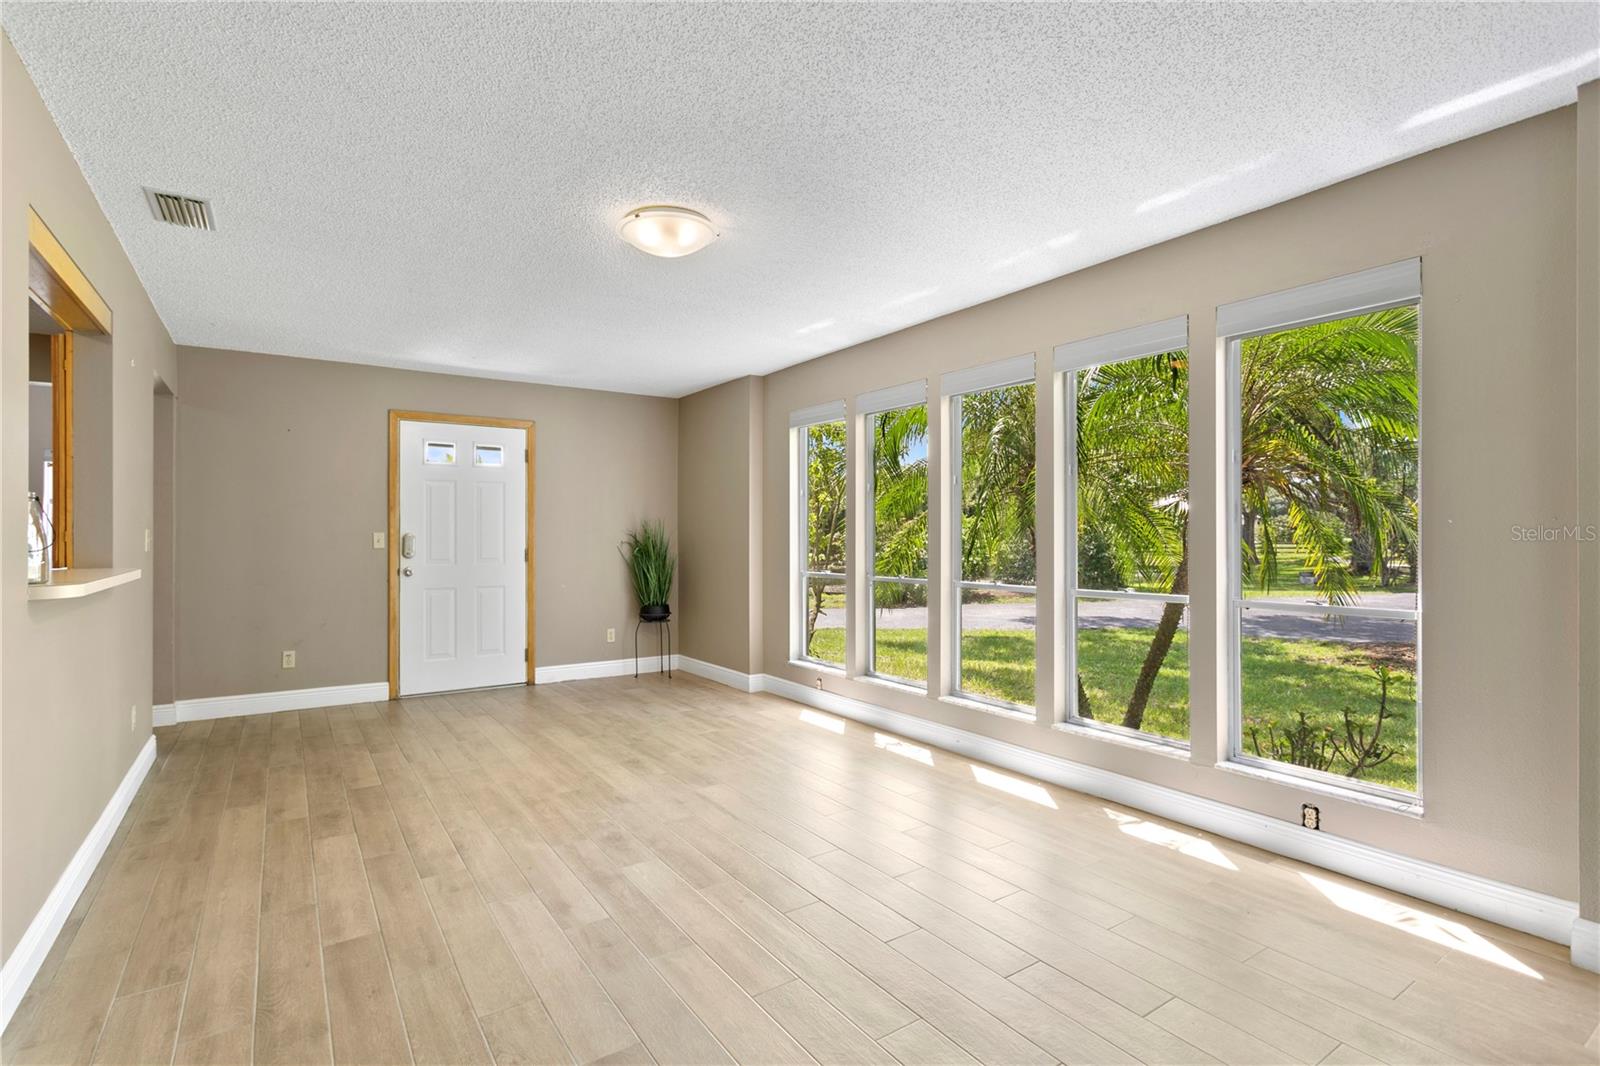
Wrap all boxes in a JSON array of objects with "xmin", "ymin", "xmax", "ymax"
[{"xmin": 401, "ymin": 567, "xmax": 413, "ymax": 577}]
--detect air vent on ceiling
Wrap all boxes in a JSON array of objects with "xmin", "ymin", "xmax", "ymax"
[{"xmin": 144, "ymin": 189, "xmax": 214, "ymax": 230}]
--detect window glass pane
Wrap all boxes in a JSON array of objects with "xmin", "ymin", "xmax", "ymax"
[
  {"xmin": 803, "ymin": 575, "xmax": 845, "ymax": 667},
  {"xmin": 956, "ymin": 382, "xmax": 1035, "ymax": 707},
  {"xmin": 1075, "ymin": 350, "xmax": 1188, "ymax": 593},
  {"xmin": 958, "ymin": 384, "xmax": 1035, "ymax": 584},
  {"xmin": 800, "ymin": 420, "xmax": 847, "ymax": 664},
  {"xmin": 424, "ymin": 441, "xmax": 457, "ymax": 465},
  {"xmin": 1071, "ymin": 346, "xmax": 1188, "ymax": 740},
  {"xmin": 871, "ymin": 581, "xmax": 927, "ymax": 686},
  {"xmin": 1239, "ymin": 608, "xmax": 1417, "ymax": 792},
  {"xmin": 1235, "ymin": 306, "xmax": 1419, "ymax": 792},
  {"xmin": 474, "ymin": 444, "xmax": 504, "ymax": 467},
  {"xmin": 872, "ymin": 405, "xmax": 927, "ymax": 579},
  {"xmin": 806, "ymin": 421, "xmax": 847, "ymax": 574},
  {"xmin": 958, "ymin": 587, "xmax": 1035, "ymax": 707},
  {"xmin": 1075, "ymin": 598, "xmax": 1188, "ymax": 741}
]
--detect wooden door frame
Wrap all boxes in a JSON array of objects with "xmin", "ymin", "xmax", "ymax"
[{"xmin": 388, "ymin": 410, "xmax": 536, "ymax": 700}]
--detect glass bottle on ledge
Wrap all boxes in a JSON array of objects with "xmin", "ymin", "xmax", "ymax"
[{"xmin": 27, "ymin": 492, "xmax": 52, "ymax": 585}]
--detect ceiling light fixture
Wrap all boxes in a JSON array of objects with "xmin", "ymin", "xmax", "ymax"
[{"xmin": 618, "ymin": 205, "xmax": 718, "ymax": 258}]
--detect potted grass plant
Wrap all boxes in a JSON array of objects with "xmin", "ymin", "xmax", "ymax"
[{"xmin": 621, "ymin": 520, "xmax": 675, "ymax": 621}]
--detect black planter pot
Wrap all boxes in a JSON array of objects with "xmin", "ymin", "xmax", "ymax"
[{"xmin": 639, "ymin": 603, "xmax": 671, "ymax": 622}]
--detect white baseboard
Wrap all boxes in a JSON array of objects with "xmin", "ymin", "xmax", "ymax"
[
  {"xmin": 1573, "ymin": 917, "xmax": 1600, "ymax": 973},
  {"xmin": 677, "ymin": 656, "xmax": 760, "ymax": 692},
  {"xmin": 1, "ymin": 735, "xmax": 156, "ymax": 1032},
  {"xmin": 171, "ymin": 682, "xmax": 390, "ymax": 723},
  {"xmin": 535, "ymin": 655, "xmax": 681, "ymax": 684},
  {"xmin": 750, "ymin": 672, "xmax": 1580, "ymax": 948},
  {"xmin": 152, "ymin": 703, "xmax": 176, "ymax": 727}
]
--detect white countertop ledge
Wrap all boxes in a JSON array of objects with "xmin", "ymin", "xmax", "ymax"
[{"xmin": 27, "ymin": 568, "xmax": 142, "ymax": 601}]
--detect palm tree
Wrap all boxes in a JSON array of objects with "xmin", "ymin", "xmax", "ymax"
[{"xmin": 871, "ymin": 406, "xmax": 929, "ymax": 600}]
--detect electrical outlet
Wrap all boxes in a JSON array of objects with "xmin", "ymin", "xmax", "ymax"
[
  {"xmin": 606, "ymin": 628, "xmax": 616, "ymax": 643},
  {"xmin": 372, "ymin": 532, "xmax": 386, "ymax": 549},
  {"xmin": 815, "ymin": 677, "xmax": 824, "ymax": 690},
  {"xmin": 130, "ymin": 704, "xmax": 137, "ymax": 731},
  {"xmin": 282, "ymin": 650, "xmax": 297, "ymax": 670},
  {"xmin": 1301, "ymin": 804, "xmax": 1321, "ymax": 831}
]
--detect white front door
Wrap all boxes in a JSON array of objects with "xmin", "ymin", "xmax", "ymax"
[{"xmin": 398, "ymin": 419, "xmax": 528, "ymax": 696}]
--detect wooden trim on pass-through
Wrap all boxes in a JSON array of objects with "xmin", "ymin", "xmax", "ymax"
[
  {"xmin": 388, "ymin": 410, "xmax": 536, "ymax": 700},
  {"xmin": 29, "ymin": 208, "xmax": 112, "ymax": 334},
  {"xmin": 50, "ymin": 332, "xmax": 74, "ymax": 569}
]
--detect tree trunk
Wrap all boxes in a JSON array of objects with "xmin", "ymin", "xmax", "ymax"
[
  {"xmin": 1121, "ymin": 548, "xmax": 1188, "ymax": 732},
  {"xmin": 1077, "ymin": 675, "xmax": 1094, "ymax": 720}
]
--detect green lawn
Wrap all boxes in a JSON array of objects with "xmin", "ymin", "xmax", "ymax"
[{"xmin": 807, "ymin": 626, "xmax": 1416, "ymax": 792}]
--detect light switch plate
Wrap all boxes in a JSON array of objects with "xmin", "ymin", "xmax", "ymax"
[
  {"xmin": 373, "ymin": 532, "xmax": 386, "ymax": 549},
  {"xmin": 144, "ymin": 529, "xmax": 152, "ymax": 552}
]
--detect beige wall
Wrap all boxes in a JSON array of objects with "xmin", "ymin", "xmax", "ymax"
[
  {"xmin": 747, "ymin": 108, "xmax": 1584, "ymax": 900},
  {"xmin": 175, "ymin": 347, "xmax": 678, "ymax": 698},
  {"xmin": 678, "ymin": 376, "xmax": 764, "ymax": 674},
  {"xmin": 2, "ymin": 35, "xmax": 178, "ymax": 962}
]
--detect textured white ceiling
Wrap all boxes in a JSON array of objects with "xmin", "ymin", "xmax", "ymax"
[{"xmin": 6, "ymin": 3, "xmax": 1598, "ymax": 397}]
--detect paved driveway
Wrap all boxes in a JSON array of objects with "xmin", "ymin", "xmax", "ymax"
[{"xmin": 815, "ymin": 590, "xmax": 1415, "ymax": 643}]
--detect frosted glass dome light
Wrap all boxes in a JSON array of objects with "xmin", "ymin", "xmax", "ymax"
[{"xmin": 619, "ymin": 205, "xmax": 719, "ymax": 258}]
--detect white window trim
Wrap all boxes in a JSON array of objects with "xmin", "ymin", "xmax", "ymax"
[
  {"xmin": 790, "ymin": 399, "xmax": 846, "ymax": 429},
  {"xmin": 941, "ymin": 352, "xmax": 1035, "ymax": 397},
  {"xmin": 1054, "ymin": 315, "xmax": 1188, "ymax": 373},
  {"xmin": 1222, "ymin": 270, "xmax": 1423, "ymax": 803},
  {"xmin": 947, "ymin": 379, "xmax": 1038, "ymax": 713},
  {"xmin": 1059, "ymin": 319, "xmax": 1192, "ymax": 746},
  {"xmin": 857, "ymin": 379, "xmax": 927, "ymax": 416},
  {"xmin": 1216, "ymin": 258, "xmax": 1420, "ymax": 338}
]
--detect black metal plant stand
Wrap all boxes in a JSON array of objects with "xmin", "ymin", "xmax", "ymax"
[{"xmin": 634, "ymin": 618, "xmax": 672, "ymax": 678}]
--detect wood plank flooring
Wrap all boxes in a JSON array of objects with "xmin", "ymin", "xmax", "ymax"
[{"xmin": 4, "ymin": 674, "xmax": 1596, "ymax": 1065}]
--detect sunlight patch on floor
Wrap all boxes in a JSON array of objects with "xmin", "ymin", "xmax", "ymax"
[
  {"xmin": 874, "ymin": 732, "xmax": 933, "ymax": 765},
  {"xmin": 972, "ymin": 764, "xmax": 1057, "ymax": 808},
  {"xmin": 1300, "ymin": 871, "xmax": 1543, "ymax": 979},
  {"xmin": 799, "ymin": 708, "xmax": 846, "ymax": 733},
  {"xmin": 1103, "ymin": 809, "xmax": 1238, "ymax": 870}
]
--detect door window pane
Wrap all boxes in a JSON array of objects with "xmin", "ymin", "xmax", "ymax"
[
  {"xmin": 474, "ymin": 444, "xmax": 504, "ymax": 467},
  {"xmin": 424, "ymin": 441, "xmax": 457, "ymax": 465}
]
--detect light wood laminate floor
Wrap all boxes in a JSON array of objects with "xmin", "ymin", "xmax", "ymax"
[{"xmin": 4, "ymin": 675, "xmax": 1596, "ymax": 1065}]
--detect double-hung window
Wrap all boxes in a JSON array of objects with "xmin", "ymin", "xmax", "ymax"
[
  {"xmin": 860, "ymin": 381, "xmax": 929, "ymax": 688},
  {"xmin": 944, "ymin": 355, "xmax": 1037, "ymax": 711},
  {"xmin": 1219, "ymin": 260, "xmax": 1421, "ymax": 797},
  {"xmin": 792, "ymin": 401, "xmax": 847, "ymax": 668},
  {"xmin": 1057, "ymin": 317, "xmax": 1191, "ymax": 743}
]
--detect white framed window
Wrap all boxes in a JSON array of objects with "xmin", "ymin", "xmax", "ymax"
[
  {"xmin": 1221, "ymin": 259, "xmax": 1421, "ymax": 799},
  {"xmin": 1056, "ymin": 316, "xmax": 1191, "ymax": 745},
  {"xmin": 944, "ymin": 354, "xmax": 1037, "ymax": 712},
  {"xmin": 791, "ymin": 401, "xmax": 847, "ymax": 668},
  {"xmin": 860, "ymin": 380, "xmax": 929, "ymax": 688}
]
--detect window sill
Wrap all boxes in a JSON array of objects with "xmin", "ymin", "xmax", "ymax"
[
  {"xmin": 27, "ymin": 567, "xmax": 142, "ymax": 601},
  {"xmin": 1215, "ymin": 757, "xmax": 1423, "ymax": 817},
  {"xmin": 856, "ymin": 673, "xmax": 927, "ymax": 698},
  {"xmin": 788, "ymin": 659, "xmax": 845, "ymax": 677},
  {"xmin": 1053, "ymin": 719, "xmax": 1192, "ymax": 759},
  {"xmin": 940, "ymin": 693, "xmax": 1034, "ymax": 723}
]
